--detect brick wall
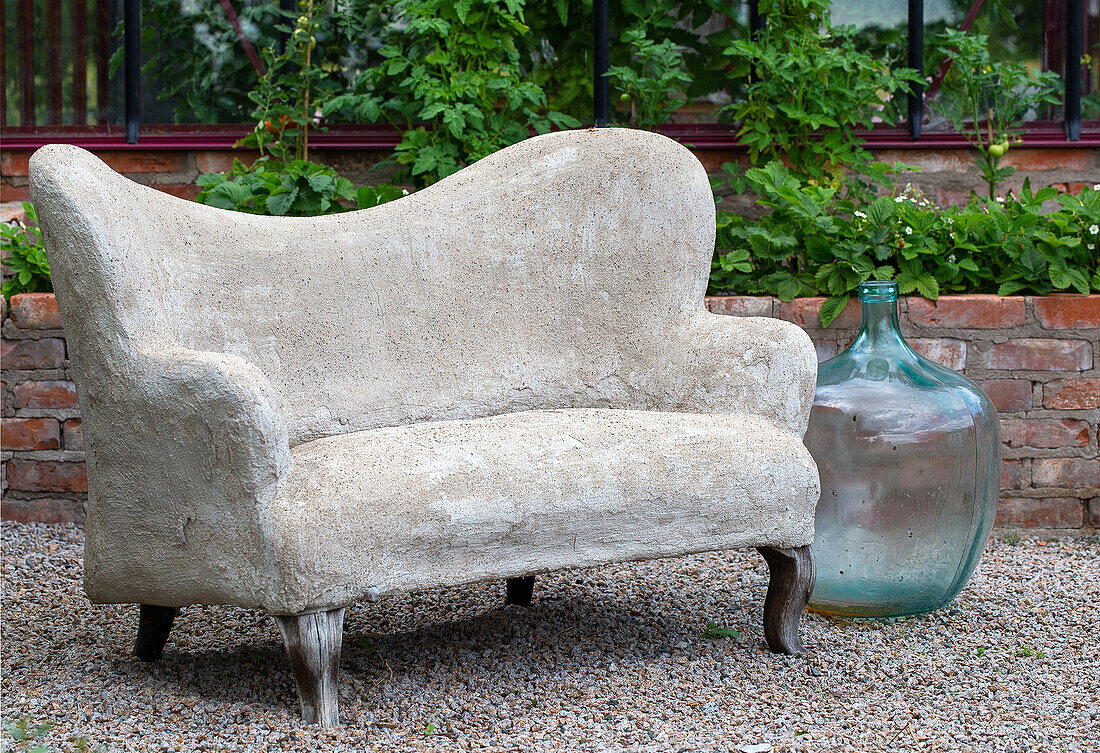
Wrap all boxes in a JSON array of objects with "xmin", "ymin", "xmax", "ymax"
[
  {"xmin": 2, "ymin": 291, "xmax": 1097, "ymax": 530},
  {"xmin": 1, "ymin": 294, "xmax": 86, "ymax": 523},
  {"xmin": 3, "ymin": 144, "xmax": 1099, "ymax": 207},
  {"xmin": 707, "ymin": 294, "xmax": 1100, "ymax": 531}
]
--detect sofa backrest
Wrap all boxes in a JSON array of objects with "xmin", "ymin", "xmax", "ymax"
[{"xmin": 30, "ymin": 129, "xmax": 716, "ymax": 445}]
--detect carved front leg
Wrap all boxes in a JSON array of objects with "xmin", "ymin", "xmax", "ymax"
[
  {"xmin": 274, "ymin": 608, "xmax": 345, "ymax": 726},
  {"xmin": 756, "ymin": 546, "xmax": 815, "ymax": 654}
]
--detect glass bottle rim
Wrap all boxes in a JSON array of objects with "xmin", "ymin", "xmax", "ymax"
[{"xmin": 858, "ymin": 280, "xmax": 899, "ymax": 302}]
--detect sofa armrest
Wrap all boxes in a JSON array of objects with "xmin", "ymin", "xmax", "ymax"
[
  {"xmin": 82, "ymin": 344, "xmax": 291, "ymax": 609},
  {"xmin": 662, "ymin": 313, "xmax": 818, "ymax": 437}
]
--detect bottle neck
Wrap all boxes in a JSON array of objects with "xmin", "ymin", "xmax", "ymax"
[{"xmin": 852, "ymin": 298, "xmax": 907, "ymax": 350}]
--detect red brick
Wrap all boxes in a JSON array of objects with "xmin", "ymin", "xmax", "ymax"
[
  {"xmin": 995, "ymin": 498, "xmax": 1083, "ymax": 528},
  {"xmin": 1003, "ymin": 148, "xmax": 1094, "ymax": 172},
  {"xmin": 0, "ymin": 185, "xmax": 31, "ymax": 203},
  {"xmin": 1001, "ymin": 459, "xmax": 1030, "ymax": 490},
  {"xmin": 706, "ymin": 296, "xmax": 772, "ymax": 317},
  {"xmin": 62, "ymin": 419, "xmax": 83, "ymax": 451},
  {"xmin": 1032, "ymin": 458, "xmax": 1100, "ymax": 489},
  {"xmin": 0, "ymin": 203, "xmax": 27, "ymax": 223},
  {"xmin": 874, "ymin": 148, "xmax": 975, "ymax": 172},
  {"xmin": 910, "ymin": 338, "xmax": 966, "ymax": 370},
  {"xmin": 979, "ymin": 379, "xmax": 1033, "ymax": 412},
  {"xmin": 0, "ymin": 497, "xmax": 84, "ymax": 524},
  {"xmin": 195, "ymin": 150, "xmax": 258, "ymax": 174},
  {"xmin": 99, "ymin": 152, "xmax": 190, "ymax": 175},
  {"xmin": 907, "ymin": 295, "xmax": 1025, "ymax": 329},
  {"xmin": 12, "ymin": 380, "xmax": 78, "ymax": 410},
  {"xmin": 154, "ymin": 184, "xmax": 201, "ymax": 201},
  {"xmin": 0, "ymin": 151, "xmax": 31, "ymax": 177},
  {"xmin": 777, "ymin": 297, "xmax": 862, "ymax": 329},
  {"xmin": 1, "ymin": 338, "xmax": 65, "ymax": 369},
  {"xmin": 9, "ymin": 293, "xmax": 62, "ymax": 329},
  {"xmin": 982, "ymin": 339, "xmax": 1092, "ymax": 371},
  {"xmin": 6, "ymin": 459, "xmax": 87, "ymax": 492},
  {"xmin": 1043, "ymin": 378, "xmax": 1100, "ymax": 410},
  {"xmin": 1033, "ymin": 295, "xmax": 1100, "ymax": 329},
  {"xmin": 1, "ymin": 417, "xmax": 60, "ymax": 450},
  {"xmin": 1000, "ymin": 418, "xmax": 1090, "ymax": 449}
]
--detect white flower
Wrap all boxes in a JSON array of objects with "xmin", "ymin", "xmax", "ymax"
[
  {"xmin": 1090, "ymin": 224, "xmax": 1099, "ymax": 235},
  {"xmin": 946, "ymin": 217, "xmax": 954, "ymax": 224},
  {"xmin": 854, "ymin": 210, "xmax": 867, "ymax": 219},
  {"xmin": 1092, "ymin": 184, "xmax": 1100, "ymax": 191},
  {"xmin": 895, "ymin": 196, "xmax": 905, "ymax": 203},
  {"xmin": 948, "ymin": 254, "xmax": 957, "ymax": 264},
  {"xmin": 402, "ymin": 189, "xmax": 409, "ymax": 195},
  {"xmin": 995, "ymin": 196, "xmax": 1005, "ymax": 203},
  {"xmin": 904, "ymin": 226, "xmax": 913, "ymax": 235}
]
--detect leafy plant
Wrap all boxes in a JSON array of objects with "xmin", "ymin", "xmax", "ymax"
[
  {"xmin": 701, "ymin": 622, "xmax": 741, "ymax": 639},
  {"xmin": 238, "ymin": 0, "xmax": 339, "ymax": 163},
  {"xmin": 605, "ymin": 23, "xmax": 691, "ymax": 129},
  {"xmin": 710, "ymin": 163, "xmax": 1100, "ymax": 326},
  {"xmin": 324, "ymin": 0, "xmax": 579, "ymax": 186},
  {"xmin": 718, "ymin": 0, "xmax": 920, "ymax": 193},
  {"xmin": 196, "ymin": 159, "xmax": 405, "ymax": 216},
  {"xmin": 2, "ymin": 203, "xmax": 51, "ymax": 299},
  {"xmin": 929, "ymin": 29, "xmax": 1061, "ymax": 199},
  {"xmin": 3, "ymin": 716, "xmax": 103, "ymax": 753},
  {"xmin": 117, "ymin": 0, "xmax": 282, "ymax": 124}
]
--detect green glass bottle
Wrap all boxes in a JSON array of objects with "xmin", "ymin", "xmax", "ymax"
[{"xmin": 805, "ymin": 281, "xmax": 1000, "ymax": 617}]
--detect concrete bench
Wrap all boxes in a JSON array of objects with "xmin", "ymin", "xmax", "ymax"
[{"xmin": 30, "ymin": 128, "xmax": 819, "ymax": 726}]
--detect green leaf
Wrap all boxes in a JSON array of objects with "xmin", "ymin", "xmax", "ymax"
[{"xmin": 819, "ymin": 294, "xmax": 850, "ymax": 328}]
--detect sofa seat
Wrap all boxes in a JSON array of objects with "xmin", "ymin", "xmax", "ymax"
[{"xmin": 277, "ymin": 408, "xmax": 818, "ymax": 613}]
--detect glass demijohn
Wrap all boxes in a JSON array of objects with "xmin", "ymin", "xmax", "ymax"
[{"xmin": 804, "ymin": 281, "xmax": 1000, "ymax": 617}]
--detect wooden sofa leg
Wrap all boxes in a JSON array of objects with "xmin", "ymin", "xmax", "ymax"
[
  {"xmin": 756, "ymin": 546, "xmax": 815, "ymax": 655},
  {"xmin": 274, "ymin": 608, "xmax": 345, "ymax": 726},
  {"xmin": 506, "ymin": 576, "xmax": 535, "ymax": 606},
  {"xmin": 133, "ymin": 605, "xmax": 178, "ymax": 662}
]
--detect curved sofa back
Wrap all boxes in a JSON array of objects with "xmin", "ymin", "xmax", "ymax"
[{"xmin": 30, "ymin": 128, "xmax": 716, "ymax": 446}]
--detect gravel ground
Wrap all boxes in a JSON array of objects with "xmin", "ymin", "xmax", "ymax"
[{"xmin": 2, "ymin": 522, "xmax": 1098, "ymax": 753}]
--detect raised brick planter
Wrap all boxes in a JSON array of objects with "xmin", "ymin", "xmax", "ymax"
[{"xmin": 2, "ymin": 292, "xmax": 1098, "ymax": 530}]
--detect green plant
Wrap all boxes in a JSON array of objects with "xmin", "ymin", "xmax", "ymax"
[
  {"xmin": 4, "ymin": 717, "xmax": 103, "ymax": 753},
  {"xmin": 238, "ymin": 0, "xmax": 338, "ymax": 163},
  {"xmin": 710, "ymin": 163, "xmax": 1100, "ymax": 326},
  {"xmin": 1016, "ymin": 644, "xmax": 1045, "ymax": 658},
  {"xmin": 930, "ymin": 29, "xmax": 1061, "ymax": 199},
  {"xmin": 605, "ymin": 23, "xmax": 691, "ymax": 129},
  {"xmin": 116, "ymin": 0, "xmax": 283, "ymax": 124},
  {"xmin": 420, "ymin": 723, "xmax": 437, "ymax": 736},
  {"xmin": 324, "ymin": 0, "xmax": 579, "ymax": 186},
  {"xmin": 701, "ymin": 622, "xmax": 740, "ymax": 639},
  {"xmin": 196, "ymin": 159, "xmax": 405, "ymax": 216},
  {"xmin": 718, "ymin": 0, "xmax": 920, "ymax": 193},
  {"xmin": 2, "ymin": 203, "xmax": 51, "ymax": 299}
]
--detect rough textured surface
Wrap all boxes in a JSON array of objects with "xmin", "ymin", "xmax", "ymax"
[
  {"xmin": 3, "ymin": 522, "xmax": 1097, "ymax": 752},
  {"xmin": 28, "ymin": 129, "xmax": 818, "ymax": 614}
]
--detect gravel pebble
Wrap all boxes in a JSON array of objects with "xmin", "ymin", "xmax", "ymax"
[{"xmin": 2, "ymin": 522, "xmax": 1098, "ymax": 752}]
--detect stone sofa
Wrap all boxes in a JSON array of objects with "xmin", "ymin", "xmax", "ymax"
[{"xmin": 29, "ymin": 128, "xmax": 820, "ymax": 727}]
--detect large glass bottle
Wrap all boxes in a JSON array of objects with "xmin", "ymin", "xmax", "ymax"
[{"xmin": 805, "ymin": 281, "xmax": 1000, "ymax": 617}]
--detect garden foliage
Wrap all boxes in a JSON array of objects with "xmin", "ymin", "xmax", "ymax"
[
  {"xmin": 929, "ymin": 29, "xmax": 1061, "ymax": 198},
  {"xmin": 196, "ymin": 160, "xmax": 404, "ymax": 216},
  {"xmin": 710, "ymin": 165, "xmax": 1100, "ymax": 326},
  {"xmin": 1, "ymin": 204, "xmax": 50, "ymax": 299},
  {"xmin": 324, "ymin": 0, "xmax": 580, "ymax": 186}
]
